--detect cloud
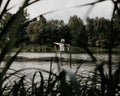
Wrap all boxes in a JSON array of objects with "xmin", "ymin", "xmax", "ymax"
[
  {"xmin": 27, "ymin": 0, "xmax": 113, "ymax": 22},
  {"xmin": 7, "ymin": 0, "xmax": 114, "ymax": 22}
]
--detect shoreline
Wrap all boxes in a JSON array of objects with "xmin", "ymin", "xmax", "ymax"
[{"xmin": 4, "ymin": 52, "xmax": 119, "ymax": 63}]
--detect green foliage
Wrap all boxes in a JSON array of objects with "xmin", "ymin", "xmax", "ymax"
[
  {"xmin": 67, "ymin": 15, "xmax": 88, "ymax": 46},
  {"xmin": 0, "ymin": 0, "xmax": 120, "ymax": 96},
  {"xmin": 25, "ymin": 14, "xmax": 120, "ymax": 48},
  {"xmin": 22, "ymin": 44, "xmax": 53, "ymax": 52},
  {"xmin": 27, "ymin": 21, "xmax": 41, "ymax": 43},
  {"xmin": 0, "ymin": 0, "xmax": 41, "ymax": 95},
  {"xmin": 1, "ymin": 10, "xmax": 120, "ymax": 48}
]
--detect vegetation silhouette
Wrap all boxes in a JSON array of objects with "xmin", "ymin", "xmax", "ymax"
[{"xmin": 0, "ymin": 0, "xmax": 120, "ymax": 96}]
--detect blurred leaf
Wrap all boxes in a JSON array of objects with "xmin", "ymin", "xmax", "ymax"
[
  {"xmin": 0, "ymin": 0, "xmax": 11, "ymax": 20},
  {"xmin": 0, "ymin": 42, "xmax": 10, "ymax": 62},
  {"xmin": 0, "ymin": 0, "xmax": 3, "ymax": 7},
  {"xmin": 38, "ymin": 71, "xmax": 44, "ymax": 95},
  {"xmin": 27, "ymin": 0, "xmax": 41, "ymax": 6},
  {"xmin": 1, "ymin": 48, "xmax": 22, "ymax": 81},
  {"xmin": 66, "ymin": 70, "xmax": 81, "ymax": 96},
  {"xmin": 72, "ymin": 0, "xmax": 106, "ymax": 8}
]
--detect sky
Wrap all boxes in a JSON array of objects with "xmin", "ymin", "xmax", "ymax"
[{"xmin": 4, "ymin": 0, "xmax": 114, "ymax": 23}]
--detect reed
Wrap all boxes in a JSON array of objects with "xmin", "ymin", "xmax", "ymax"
[{"xmin": 0, "ymin": 0, "xmax": 119, "ymax": 96}]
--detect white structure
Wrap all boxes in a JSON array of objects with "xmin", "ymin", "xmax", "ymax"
[
  {"xmin": 53, "ymin": 39, "xmax": 70, "ymax": 72},
  {"xmin": 54, "ymin": 39, "xmax": 70, "ymax": 52},
  {"xmin": 54, "ymin": 39, "xmax": 65, "ymax": 51}
]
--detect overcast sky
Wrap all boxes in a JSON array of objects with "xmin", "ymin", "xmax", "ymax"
[{"xmin": 7, "ymin": 0, "xmax": 114, "ymax": 23}]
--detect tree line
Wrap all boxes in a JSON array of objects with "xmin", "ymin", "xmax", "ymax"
[{"xmin": 0, "ymin": 11, "xmax": 120, "ymax": 49}]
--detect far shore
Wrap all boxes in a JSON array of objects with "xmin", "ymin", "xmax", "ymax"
[{"xmin": 4, "ymin": 52, "xmax": 120, "ymax": 63}]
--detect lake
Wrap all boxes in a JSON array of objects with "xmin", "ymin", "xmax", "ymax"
[
  {"xmin": 2, "ymin": 52, "xmax": 120, "ymax": 79},
  {"xmin": 9, "ymin": 52, "xmax": 119, "ymax": 61}
]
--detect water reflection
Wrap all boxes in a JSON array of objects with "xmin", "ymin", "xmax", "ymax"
[
  {"xmin": 10, "ymin": 52, "xmax": 119, "ymax": 62},
  {"xmin": 3, "ymin": 52, "xmax": 120, "ymax": 79}
]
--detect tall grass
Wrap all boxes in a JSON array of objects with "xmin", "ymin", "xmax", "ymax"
[{"xmin": 0, "ymin": 0, "xmax": 120, "ymax": 96}]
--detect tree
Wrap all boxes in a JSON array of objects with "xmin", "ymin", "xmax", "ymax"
[
  {"xmin": 26, "ymin": 21, "xmax": 41, "ymax": 43},
  {"xmin": 93, "ymin": 17, "xmax": 111, "ymax": 48},
  {"xmin": 68, "ymin": 15, "xmax": 87, "ymax": 46},
  {"xmin": 37, "ymin": 15, "xmax": 47, "ymax": 44},
  {"xmin": 113, "ymin": 9, "xmax": 120, "ymax": 47},
  {"xmin": 0, "ymin": 12, "xmax": 12, "ymax": 28},
  {"xmin": 0, "ymin": 12, "xmax": 12, "ymax": 47},
  {"xmin": 46, "ymin": 19, "xmax": 71, "ymax": 45},
  {"xmin": 0, "ymin": 10, "xmax": 29, "ymax": 47},
  {"xmin": 18, "ymin": 9, "xmax": 29, "ymax": 39},
  {"xmin": 26, "ymin": 15, "xmax": 47, "ymax": 45},
  {"xmin": 86, "ymin": 17, "xmax": 96, "ymax": 47}
]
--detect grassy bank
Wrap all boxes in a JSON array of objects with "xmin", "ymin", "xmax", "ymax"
[{"xmin": 13, "ymin": 45, "xmax": 120, "ymax": 54}]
